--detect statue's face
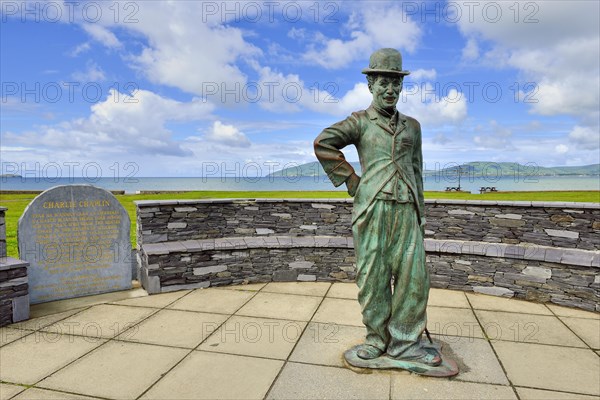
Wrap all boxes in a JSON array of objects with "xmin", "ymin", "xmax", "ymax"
[{"xmin": 370, "ymin": 74, "xmax": 403, "ymax": 110}]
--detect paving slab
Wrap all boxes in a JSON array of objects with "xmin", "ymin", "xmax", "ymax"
[
  {"xmin": 38, "ymin": 341, "xmax": 188, "ymax": 400},
  {"xmin": 515, "ymin": 387, "xmax": 600, "ymax": 400},
  {"xmin": 311, "ymin": 297, "xmax": 363, "ymax": 327},
  {"xmin": 558, "ymin": 317, "xmax": 600, "ymax": 349},
  {"xmin": 215, "ymin": 283, "xmax": 266, "ymax": 291},
  {"xmin": 492, "ymin": 341, "xmax": 600, "ymax": 396},
  {"xmin": 427, "ymin": 306, "xmax": 484, "ymax": 339},
  {"xmin": 267, "ymin": 362, "xmax": 390, "ymax": 400},
  {"xmin": 390, "ymin": 374, "xmax": 517, "ymax": 400},
  {"xmin": 13, "ymin": 388, "xmax": 100, "ymax": 399},
  {"xmin": 289, "ymin": 322, "xmax": 366, "ymax": 367},
  {"xmin": 41, "ymin": 304, "xmax": 156, "ymax": 339},
  {"xmin": 141, "ymin": 351, "xmax": 283, "ymax": 400},
  {"xmin": 428, "ymin": 288, "xmax": 470, "ymax": 308},
  {"xmin": 547, "ymin": 304, "xmax": 600, "ymax": 319},
  {"xmin": 110, "ymin": 290, "xmax": 190, "ymax": 308},
  {"xmin": 443, "ymin": 337, "xmax": 509, "ymax": 386},
  {"xmin": 0, "ymin": 334, "xmax": 106, "ymax": 385},
  {"xmin": 168, "ymin": 288, "xmax": 256, "ymax": 314},
  {"xmin": 10, "ymin": 309, "xmax": 83, "ymax": 331},
  {"xmin": 466, "ymin": 292, "xmax": 552, "ymax": 315},
  {"xmin": 4, "ymin": 284, "xmax": 598, "ymax": 399},
  {"xmin": 0, "ymin": 383, "xmax": 25, "ymax": 400},
  {"xmin": 29, "ymin": 288, "xmax": 147, "ymax": 318},
  {"xmin": 326, "ymin": 282, "xmax": 359, "ymax": 300},
  {"xmin": 262, "ymin": 282, "xmax": 331, "ymax": 297},
  {"xmin": 0, "ymin": 328, "xmax": 32, "ymax": 348},
  {"xmin": 199, "ymin": 315, "xmax": 305, "ymax": 359},
  {"xmin": 236, "ymin": 292, "xmax": 322, "ymax": 321},
  {"xmin": 475, "ymin": 310, "xmax": 587, "ymax": 347},
  {"xmin": 116, "ymin": 309, "xmax": 229, "ymax": 348}
]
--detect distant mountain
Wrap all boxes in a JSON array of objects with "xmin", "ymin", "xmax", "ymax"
[
  {"xmin": 267, "ymin": 161, "xmax": 362, "ymax": 177},
  {"xmin": 267, "ymin": 162, "xmax": 599, "ymax": 178},
  {"xmin": 433, "ymin": 162, "xmax": 600, "ymax": 177}
]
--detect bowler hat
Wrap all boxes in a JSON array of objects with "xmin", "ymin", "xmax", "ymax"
[{"xmin": 361, "ymin": 48, "xmax": 410, "ymax": 76}]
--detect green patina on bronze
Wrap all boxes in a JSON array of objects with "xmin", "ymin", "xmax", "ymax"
[{"xmin": 314, "ymin": 48, "xmax": 458, "ymax": 376}]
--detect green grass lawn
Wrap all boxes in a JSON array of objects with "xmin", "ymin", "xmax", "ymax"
[{"xmin": 2, "ymin": 190, "xmax": 598, "ymax": 258}]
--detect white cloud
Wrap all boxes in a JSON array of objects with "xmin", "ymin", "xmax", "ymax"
[
  {"xmin": 69, "ymin": 42, "xmax": 91, "ymax": 57},
  {"xmin": 253, "ymin": 66, "xmax": 371, "ymax": 116},
  {"xmin": 473, "ymin": 120, "xmax": 514, "ymax": 150},
  {"xmin": 36, "ymin": 2, "xmax": 262, "ymax": 99},
  {"xmin": 81, "ymin": 24, "xmax": 122, "ymax": 48},
  {"xmin": 455, "ymin": 0, "xmax": 599, "ymax": 153},
  {"xmin": 122, "ymin": 2, "xmax": 261, "ymax": 97},
  {"xmin": 408, "ymin": 69, "xmax": 437, "ymax": 81},
  {"xmin": 401, "ymin": 87, "xmax": 468, "ymax": 127},
  {"xmin": 304, "ymin": 32, "xmax": 372, "ymax": 70},
  {"xmin": 288, "ymin": 27, "xmax": 306, "ymax": 40},
  {"xmin": 456, "ymin": 1, "xmax": 599, "ymax": 49},
  {"xmin": 71, "ymin": 61, "xmax": 106, "ymax": 82},
  {"xmin": 175, "ymin": 138, "xmax": 319, "ymax": 177},
  {"xmin": 422, "ymin": 120, "xmax": 600, "ymax": 168},
  {"xmin": 462, "ymin": 38, "xmax": 479, "ymax": 61},
  {"xmin": 331, "ymin": 83, "xmax": 373, "ymax": 115},
  {"xmin": 3, "ymin": 89, "xmax": 214, "ymax": 157},
  {"xmin": 568, "ymin": 126, "xmax": 599, "ymax": 150},
  {"xmin": 361, "ymin": 7, "xmax": 421, "ymax": 51},
  {"xmin": 204, "ymin": 121, "xmax": 251, "ymax": 147},
  {"xmin": 433, "ymin": 133, "xmax": 450, "ymax": 145},
  {"xmin": 253, "ymin": 65, "xmax": 467, "ymax": 125},
  {"xmin": 303, "ymin": 3, "xmax": 422, "ymax": 69}
]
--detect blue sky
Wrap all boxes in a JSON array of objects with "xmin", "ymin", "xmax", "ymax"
[{"xmin": 1, "ymin": 0, "xmax": 599, "ymax": 178}]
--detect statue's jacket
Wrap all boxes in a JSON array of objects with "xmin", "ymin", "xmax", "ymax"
[{"xmin": 314, "ymin": 105, "xmax": 425, "ymax": 225}]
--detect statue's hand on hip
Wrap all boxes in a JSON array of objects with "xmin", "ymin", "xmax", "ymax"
[{"xmin": 346, "ymin": 173, "xmax": 361, "ymax": 197}]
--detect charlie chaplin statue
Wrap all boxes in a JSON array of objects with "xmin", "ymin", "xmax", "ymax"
[{"xmin": 314, "ymin": 48, "xmax": 457, "ymax": 375}]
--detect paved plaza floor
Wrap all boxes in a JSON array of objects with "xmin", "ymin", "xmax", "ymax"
[{"xmin": 1, "ymin": 282, "xmax": 599, "ymax": 400}]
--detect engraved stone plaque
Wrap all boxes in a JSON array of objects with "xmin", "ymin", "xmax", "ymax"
[{"xmin": 18, "ymin": 185, "xmax": 131, "ymax": 304}]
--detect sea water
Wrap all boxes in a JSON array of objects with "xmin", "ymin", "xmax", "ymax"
[{"xmin": 1, "ymin": 175, "xmax": 598, "ymax": 194}]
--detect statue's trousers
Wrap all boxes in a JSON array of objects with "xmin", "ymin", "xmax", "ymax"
[{"xmin": 353, "ymin": 199, "xmax": 429, "ymax": 357}]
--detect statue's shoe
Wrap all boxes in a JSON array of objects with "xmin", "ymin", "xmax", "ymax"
[
  {"xmin": 356, "ymin": 344, "xmax": 384, "ymax": 360},
  {"xmin": 391, "ymin": 348, "xmax": 442, "ymax": 367}
]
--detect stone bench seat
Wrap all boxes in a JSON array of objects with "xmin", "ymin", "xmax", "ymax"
[
  {"xmin": 139, "ymin": 235, "xmax": 358, "ymax": 294},
  {"xmin": 143, "ymin": 235, "xmax": 354, "ymax": 255},
  {"xmin": 424, "ymin": 239, "xmax": 600, "ymax": 267},
  {"xmin": 0, "ymin": 257, "xmax": 30, "ymax": 327},
  {"xmin": 139, "ymin": 234, "xmax": 599, "ymax": 311},
  {"xmin": 143, "ymin": 236, "xmax": 599, "ymax": 267}
]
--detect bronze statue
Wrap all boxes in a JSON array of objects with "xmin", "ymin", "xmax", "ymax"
[{"xmin": 314, "ymin": 48, "xmax": 457, "ymax": 376}]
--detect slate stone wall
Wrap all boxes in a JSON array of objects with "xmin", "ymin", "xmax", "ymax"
[
  {"xmin": 425, "ymin": 201, "xmax": 599, "ymax": 250},
  {"xmin": 427, "ymin": 253, "xmax": 599, "ymax": 311},
  {"xmin": 0, "ymin": 261, "xmax": 29, "ymax": 326},
  {"xmin": 0, "ymin": 207, "xmax": 30, "ymax": 326},
  {"xmin": 0, "ymin": 207, "xmax": 6, "ymax": 258},
  {"xmin": 136, "ymin": 199, "xmax": 354, "ymax": 245},
  {"xmin": 136, "ymin": 199, "xmax": 599, "ymax": 311},
  {"xmin": 146, "ymin": 245, "xmax": 356, "ymax": 291},
  {"xmin": 137, "ymin": 199, "xmax": 599, "ymax": 251}
]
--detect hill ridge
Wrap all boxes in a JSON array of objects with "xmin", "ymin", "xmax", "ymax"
[{"xmin": 266, "ymin": 162, "xmax": 600, "ymax": 178}]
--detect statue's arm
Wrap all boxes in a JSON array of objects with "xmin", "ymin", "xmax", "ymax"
[
  {"xmin": 314, "ymin": 114, "xmax": 361, "ymax": 195},
  {"xmin": 412, "ymin": 121, "xmax": 426, "ymax": 229}
]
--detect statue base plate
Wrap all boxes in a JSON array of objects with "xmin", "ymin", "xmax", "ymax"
[{"xmin": 344, "ymin": 342, "xmax": 459, "ymax": 377}]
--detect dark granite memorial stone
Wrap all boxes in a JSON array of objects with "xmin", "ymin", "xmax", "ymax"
[{"xmin": 18, "ymin": 185, "xmax": 132, "ymax": 304}]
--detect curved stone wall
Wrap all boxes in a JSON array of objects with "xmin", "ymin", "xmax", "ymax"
[
  {"xmin": 0, "ymin": 207, "xmax": 30, "ymax": 326},
  {"xmin": 136, "ymin": 199, "xmax": 599, "ymax": 311}
]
